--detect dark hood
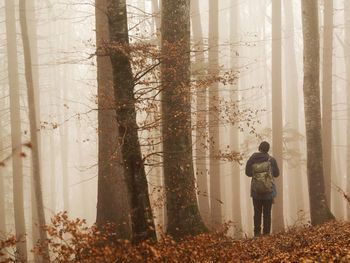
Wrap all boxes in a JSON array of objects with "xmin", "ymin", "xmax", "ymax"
[{"xmin": 249, "ymin": 152, "xmax": 270, "ymax": 163}]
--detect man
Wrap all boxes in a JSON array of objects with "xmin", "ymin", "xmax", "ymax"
[{"xmin": 245, "ymin": 141, "xmax": 280, "ymax": 237}]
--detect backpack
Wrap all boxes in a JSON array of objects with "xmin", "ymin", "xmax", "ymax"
[{"xmin": 251, "ymin": 158, "xmax": 273, "ymax": 194}]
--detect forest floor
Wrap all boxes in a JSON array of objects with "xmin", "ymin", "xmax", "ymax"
[
  {"xmin": 2, "ymin": 218, "xmax": 350, "ymax": 262},
  {"xmin": 118, "ymin": 220, "xmax": 350, "ymax": 262}
]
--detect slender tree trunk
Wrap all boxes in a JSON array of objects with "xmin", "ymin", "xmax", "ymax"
[
  {"xmin": 95, "ymin": 0, "xmax": 131, "ymax": 239},
  {"xmin": 191, "ymin": 0, "xmax": 210, "ymax": 225},
  {"xmin": 59, "ymin": 103, "xmax": 69, "ymax": 212},
  {"xmin": 19, "ymin": 0, "xmax": 49, "ymax": 260},
  {"xmin": 345, "ymin": 0, "xmax": 350, "ymax": 219},
  {"xmin": 161, "ymin": 0, "xmax": 207, "ymax": 239},
  {"xmin": 208, "ymin": 0, "xmax": 222, "ymax": 229},
  {"xmin": 301, "ymin": 0, "xmax": 334, "ymax": 225},
  {"xmin": 271, "ymin": 0, "xmax": 284, "ymax": 232},
  {"xmin": 5, "ymin": 0, "xmax": 28, "ymax": 261},
  {"xmin": 283, "ymin": 0, "xmax": 305, "ymax": 223},
  {"xmin": 230, "ymin": 0, "xmax": 242, "ymax": 237},
  {"xmin": 148, "ymin": 0, "xmax": 165, "ymax": 234},
  {"xmin": 106, "ymin": 0, "xmax": 156, "ymax": 243},
  {"xmin": 321, "ymin": 0, "xmax": 333, "ymax": 209},
  {"xmin": 0, "ymin": 90, "xmax": 6, "ymax": 237}
]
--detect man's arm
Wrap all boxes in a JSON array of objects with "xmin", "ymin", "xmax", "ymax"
[
  {"xmin": 271, "ymin": 158, "xmax": 280, "ymax": 177},
  {"xmin": 245, "ymin": 156, "xmax": 253, "ymax": 177}
]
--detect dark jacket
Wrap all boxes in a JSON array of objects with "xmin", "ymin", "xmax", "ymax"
[{"xmin": 245, "ymin": 152, "xmax": 280, "ymax": 200}]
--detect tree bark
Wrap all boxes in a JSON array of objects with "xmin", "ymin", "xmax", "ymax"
[
  {"xmin": 345, "ymin": 0, "xmax": 350, "ymax": 219},
  {"xmin": 321, "ymin": 0, "xmax": 333, "ymax": 209},
  {"xmin": 95, "ymin": 0, "xmax": 131, "ymax": 239},
  {"xmin": 301, "ymin": 0, "xmax": 334, "ymax": 225},
  {"xmin": 230, "ymin": 0, "xmax": 242, "ymax": 237},
  {"xmin": 106, "ymin": 0, "xmax": 156, "ymax": 243},
  {"xmin": 271, "ymin": 0, "xmax": 284, "ymax": 232},
  {"xmin": 208, "ymin": 0, "xmax": 222, "ymax": 229},
  {"xmin": 283, "ymin": 0, "xmax": 305, "ymax": 223},
  {"xmin": 0, "ymin": 91, "xmax": 7, "ymax": 243},
  {"xmin": 5, "ymin": 0, "xmax": 28, "ymax": 261},
  {"xmin": 161, "ymin": 0, "xmax": 207, "ymax": 239},
  {"xmin": 19, "ymin": 0, "xmax": 50, "ymax": 260},
  {"xmin": 191, "ymin": 0, "xmax": 210, "ymax": 225}
]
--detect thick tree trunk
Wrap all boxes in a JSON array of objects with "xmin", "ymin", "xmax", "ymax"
[
  {"xmin": 271, "ymin": 0, "xmax": 284, "ymax": 232},
  {"xmin": 208, "ymin": 0, "xmax": 222, "ymax": 229},
  {"xmin": 191, "ymin": 0, "xmax": 210, "ymax": 225},
  {"xmin": 19, "ymin": 0, "xmax": 49, "ymax": 260},
  {"xmin": 5, "ymin": 0, "xmax": 28, "ymax": 261},
  {"xmin": 106, "ymin": 0, "xmax": 156, "ymax": 243},
  {"xmin": 161, "ymin": 0, "xmax": 207, "ymax": 239},
  {"xmin": 301, "ymin": 0, "xmax": 334, "ymax": 225},
  {"xmin": 95, "ymin": 0, "xmax": 131, "ymax": 239},
  {"xmin": 230, "ymin": 0, "xmax": 242, "ymax": 237},
  {"xmin": 321, "ymin": 0, "xmax": 333, "ymax": 209}
]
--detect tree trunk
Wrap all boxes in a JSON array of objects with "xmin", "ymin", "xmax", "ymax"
[
  {"xmin": 283, "ymin": 0, "xmax": 305, "ymax": 223},
  {"xmin": 59, "ymin": 100, "xmax": 69, "ymax": 212},
  {"xmin": 191, "ymin": 0, "xmax": 210, "ymax": 225},
  {"xmin": 230, "ymin": 0, "xmax": 242, "ymax": 237},
  {"xmin": 301, "ymin": 0, "xmax": 334, "ymax": 225},
  {"xmin": 208, "ymin": 0, "xmax": 222, "ymax": 229},
  {"xmin": 0, "ymin": 90, "xmax": 6, "ymax": 240},
  {"xmin": 19, "ymin": 0, "xmax": 50, "ymax": 260},
  {"xmin": 161, "ymin": 0, "xmax": 207, "ymax": 239},
  {"xmin": 106, "ymin": 0, "xmax": 156, "ymax": 243},
  {"xmin": 271, "ymin": 0, "xmax": 284, "ymax": 232},
  {"xmin": 5, "ymin": 0, "xmax": 28, "ymax": 261},
  {"xmin": 95, "ymin": 0, "xmax": 131, "ymax": 239},
  {"xmin": 345, "ymin": 0, "xmax": 350, "ymax": 219},
  {"xmin": 321, "ymin": 0, "xmax": 333, "ymax": 209}
]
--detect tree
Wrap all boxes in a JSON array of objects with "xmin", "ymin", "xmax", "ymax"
[
  {"xmin": 191, "ymin": 0, "xmax": 210, "ymax": 225},
  {"xmin": 283, "ymin": 0, "xmax": 305, "ymax": 222},
  {"xmin": 0, "ymin": 89, "xmax": 7, "ymax": 243},
  {"xmin": 5, "ymin": 0, "xmax": 28, "ymax": 260},
  {"xmin": 19, "ymin": 0, "xmax": 50, "ymax": 260},
  {"xmin": 321, "ymin": 0, "xmax": 333, "ymax": 209},
  {"xmin": 301, "ymin": 0, "xmax": 334, "ymax": 225},
  {"xmin": 345, "ymin": 0, "xmax": 350, "ymax": 219},
  {"xmin": 106, "ymin": 0, "xmax": 156, "ymax": 243},
  {"xmin": 271, "ymin": 0, "xmax": 284, "ymax": 232},
  {"xmin": 208, "ymin": 0, "xmax": 222, "ymax": 228},
  {"xmin": 230, "ymin": 0, "xmax": 242, "ymax": 237},
  {"xmin": 95, "ymin": 0, "xmax": 131, "ymax": 239},
  {"xmin": 161, "ymin": 0, "xmax": 207, "ymax": 239}
]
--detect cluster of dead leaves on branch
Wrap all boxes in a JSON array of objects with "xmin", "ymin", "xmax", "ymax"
[{"xmin": 1, "ymin": 212, "xmax": 350, "ymax": 262}]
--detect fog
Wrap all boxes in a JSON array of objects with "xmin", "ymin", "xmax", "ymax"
[{"xmin": 0, "ymin": 0, "xmax": 349, "ymax": 260}]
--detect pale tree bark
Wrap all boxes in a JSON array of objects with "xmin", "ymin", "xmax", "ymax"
[
  {"xmin": 230, "ymin": 0, "xmax": 242, "ymax": 237},
  {"xmin": 19, "ymin": 0, "xmax": 50, "ymax": 260},
  {"xmin": 59, "ymin": 97, "xmax": 69, "ymax": 212},
  {"xmin": 95, "ymin": 0, "xmax": 131, "ymax": 239},
  {"xmin": 152, "ymin": 0, "xmax": 161, "ymax": 30},
  {"xmin": 301, "ymin": 0, "xmax": 334, "ymax": 225},
  {"xmin": 191, "ymin": 0, "xmax": 210, "ymax": 225},
  {"xmin": 161, "ymin": 0, "xmax": 207, "ymax": 239},
  {"xmin": 106, "ymin": 0, "xmax": 156, "ymax": 243},
  {"xmin": 345, "ymin": 0, "xmax": 350, "ymax": 219},
  {"xmin": 283, "ymin": 0, "xmax": 305, "ymax": 223},
  {"xmin": 271, "ymin": 0, "xmax": 284, "ymax": 232},
  {"xmin": 208, "ymin": 0, "xmax": 222, "ymax": 228},
  {"xmin": 321, "ymin": 0, "xmax": 333, "ymax": 209},
  {"xmin": 0, "ymin": 91, "xmax": 6, "ymax": 238},
  {"xmin": 5, "ymin": 0, "xmax": 28, "ymax": 261}
]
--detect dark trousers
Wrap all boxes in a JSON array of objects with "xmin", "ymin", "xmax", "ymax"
[{"xmin": 253, "ymin": 198, "xmax": 273, "ymax": 236}]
